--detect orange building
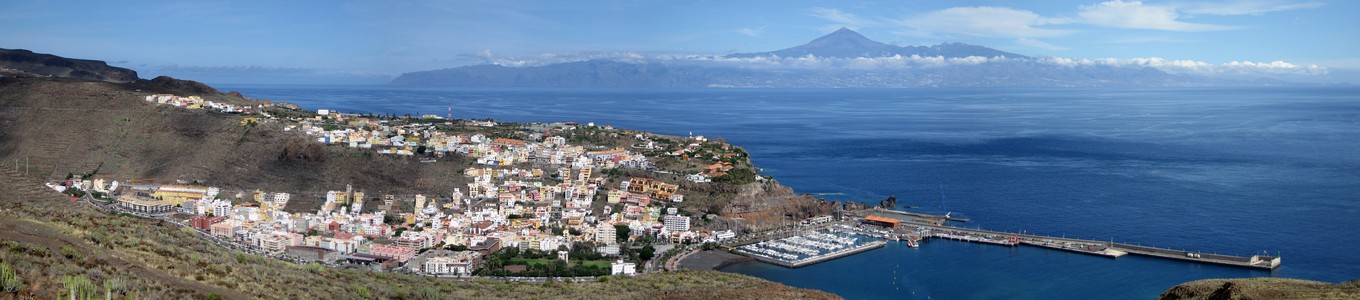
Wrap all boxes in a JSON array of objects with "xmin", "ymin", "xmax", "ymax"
[{"xmin": 863, "ymin": 216, "xmax": 901, "ymax": 229}]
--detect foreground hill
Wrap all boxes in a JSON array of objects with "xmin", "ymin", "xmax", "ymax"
[
  {"xmin": 0, "ymin": 75, "xmax": 838, "ymax": 298},
  {"xmin": 1159, "ymin": 278, "xmax": 1360, "ymax": 300}
]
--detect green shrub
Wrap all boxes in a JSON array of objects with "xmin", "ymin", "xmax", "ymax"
[
  {"xmin": 1, "ymin": 262, "xmax": 24, "ymax": 293},
  {"xmin": 62, "ymin": 275, "xmax": 97, "ymax": 300},
  {"xmin": 413, "ymin": 287, "xmax": 438, "ymax": 300},
  {"xmin": 352, "ymin": 283, "xmax": 371, "ymax": 298},
  {"xmin": 61, "ymin": 245, "xmax": 77, "ymax": 259},
  {"xmin": 104, "ymin": 277, "xmax": 130, "ymax": 295}
]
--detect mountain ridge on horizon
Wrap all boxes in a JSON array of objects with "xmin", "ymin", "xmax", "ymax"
[
  {"xmin": 726, "ymin": 27, "xmax": 1028, "ymax": 59},
  {"xmin": 388, "ymin": 28, "xmax": 1294, "ymax": 88}
]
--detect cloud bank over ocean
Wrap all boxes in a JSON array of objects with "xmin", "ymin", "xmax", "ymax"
[{"xmin": 470, "ymin": 51, "xmax": 1328, "ymax": 77}]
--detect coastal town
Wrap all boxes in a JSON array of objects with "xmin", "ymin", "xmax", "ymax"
[{"xmin": 48, "ymin": 93, "xmax": 758, "ymax": 279}]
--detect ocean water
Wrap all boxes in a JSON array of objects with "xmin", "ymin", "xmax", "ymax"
[{"xmin": 220, "ymin": 85, "xmax": 1360, "ymax": 299}]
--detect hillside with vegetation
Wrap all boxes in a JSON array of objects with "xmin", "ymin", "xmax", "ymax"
[{"xmin": 1158, "ymin": 278, "xmax": 1360, "ymax": 300}]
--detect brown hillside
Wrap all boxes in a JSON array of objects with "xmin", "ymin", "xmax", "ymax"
[
  {"xmin": 0, "ymin": 77, "xmax": 475, "ymax": 204},
  {"xmin": 1159, "ymin": 278, "xmax": 1360, "ymax": 300},
  {"xmin": 0, "ymin": 48, "xmax": 139, "ymax": 83}
]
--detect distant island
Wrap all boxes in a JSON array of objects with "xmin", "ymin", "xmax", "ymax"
[{"xmin": 390, "ymin": 28, "xmax": 1279, "ymax": 88}]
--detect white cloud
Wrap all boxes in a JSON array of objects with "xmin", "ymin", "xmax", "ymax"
[
  {"xmin": 894, "ymin": 7, "xmax": 1072, "ymax": 38},
  {"xmin": 655, "ymin": 53, "xmax": 1017, "ymax": 70},
  {"xmin": 486, "ymin": 51, "xmax": 648, "ymax": 67},
  {"xmin": 458, "ymin": 49, "xmax": 495, "ymax": 62},
  {"xmin": 1077, "ymin": 0, "xmax": 1234, "ymax": 31},
  {"xmin": 1181, "ymin": 0, "xmax": 1324, "ymax": 16},
  {"xmin": 684, "ymin": 53, "xmax": 1328, "ymax": 77},
  {"xmin": 1015, "ymin": 38, "xmax": 1069, "ymax": 51},
  {"xmin": 1040, "ymin": 56, "xmax": 1327, "ymax": 75},
  {"xmin": 807, "ymin": 7, "xmax": 877, "ymax": 31},
  {"xmin": 471, "ymin": 50, "xmax": 1329, "ymax": 78},
  {"xmin": 737, "ymin": 26, "xmax": 766, "ymax": 37}
]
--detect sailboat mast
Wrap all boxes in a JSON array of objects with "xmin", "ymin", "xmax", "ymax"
[{"xmin": 938, "ymin": 182, "xmax": 947, "ymax": 213}]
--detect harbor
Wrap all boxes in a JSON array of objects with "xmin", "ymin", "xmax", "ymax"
[
  {"xmin": 733, "ymin": 227, "xmax": 887, "ymax": 268},
  {"xmin": 722, "ymin": 208, "xmax": 1280, "ymax": 270}
]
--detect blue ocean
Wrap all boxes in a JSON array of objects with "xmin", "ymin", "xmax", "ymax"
[{"xmin": 220, "ymin": 85, "xmax": 1360, "ymax": 299}]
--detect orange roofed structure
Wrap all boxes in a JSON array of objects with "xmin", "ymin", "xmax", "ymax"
[{"xmin": 863, "ymin": 216, "xmax": 900, "ymax": 229}]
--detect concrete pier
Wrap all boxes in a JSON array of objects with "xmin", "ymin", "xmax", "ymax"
[
  {"xmin": 917, "ymin": 223, "xmax": 1278, "ymax": 269},
  {"xmin": 856, "ymin": 210, "xmax": 1278, "ymax": 269}
]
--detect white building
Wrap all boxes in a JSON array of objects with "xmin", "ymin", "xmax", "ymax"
[
  {"xmin": 595, "ymin": 225, "xmax": 616, "ymax": 244},
  {"xmin": 663, "ymin": 215, "xmax": 690, "ymax": 232},
  {"xmin": 272, "ymin": 192, "xmax": 290, "ymax": 207},
  {"xmin": 211, "ymin": 199, "xmax": 232, "ymax": 217},
  {"xmin": 424, "ymin": 254, "xmax": 481, "ymax": 276},
  {"xmin": 538, "ymin": 236, "xmax": 562, "ymax": 252},
  {"xmin": 597, "ymin": 244, "xmax": 620, "ymax": 256},
  {"xmin": 714, "ymin": 230, "xmax": 736, "ymax": 241},
  {"xmin": 610, "ymin": 260, "xmax": 636, "ymax": 276}
]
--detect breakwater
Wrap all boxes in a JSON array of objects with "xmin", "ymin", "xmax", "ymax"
[{"xmin": 869, "ymin": 209, "xmax": 1281, "ymax": 270}]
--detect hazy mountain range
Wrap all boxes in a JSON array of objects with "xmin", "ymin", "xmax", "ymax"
[
  {"xmin": 390, "ymin": 28, "xmax": 1299, "ymax": 88},
  {"xmin": 727, "ymin": 28, "xmax": 1027, "ymax": 59}
]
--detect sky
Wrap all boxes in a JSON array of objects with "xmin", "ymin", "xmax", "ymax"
[{"xmin": 2, "ymin": 0, "xmax": 1357, "ymax": 84}]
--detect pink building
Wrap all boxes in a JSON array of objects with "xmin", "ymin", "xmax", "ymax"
[{"xmin": 367, "ymin": 244, "xmax": 417, "ymax": 263}]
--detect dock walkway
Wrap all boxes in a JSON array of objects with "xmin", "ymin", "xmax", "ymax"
[{"xmin": 910, "ymin": 223, "xmax": 1278, "ymax": 269}]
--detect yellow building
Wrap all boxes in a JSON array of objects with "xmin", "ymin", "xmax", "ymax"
[
  {"xmin": 627, "ymin": 178, "xmax": 679, "ymax": 201},
  {"xmin": 117, "ymin": 196, "xmax": 175, "ymax": 213},
  {"xmin": 151, "ymin": 185, "xmax": 208, "ymax": 205}
]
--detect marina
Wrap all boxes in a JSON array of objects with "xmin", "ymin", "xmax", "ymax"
[{"xmin": 733, "ymin": 227, "xmax": 887, "ymax": 268}]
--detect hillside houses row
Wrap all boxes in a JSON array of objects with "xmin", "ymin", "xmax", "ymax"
[{"xmin": 145, "ymin": 94, "xmax": 248, "ymax": 114}]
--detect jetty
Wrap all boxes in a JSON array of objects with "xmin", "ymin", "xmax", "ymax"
[{"xmin": 864, "ymin": 209, "xmax": 1281, "ymax": 270}]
